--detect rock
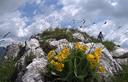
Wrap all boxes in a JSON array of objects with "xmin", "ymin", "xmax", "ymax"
[
  {"xmin": 49, "ymin": 39, "xmax": 74, "ymax": 52},
  {"xmin": 86, "ymin": 43, "xmax": 122, "ymax": 76},
  {"xmin": 16, "ymin": 39, "xmax": 47, "ymax": 82},
  {"xmin": 115, "ymin": 59, "xmax": 128, "ymax": 65},
  {"xmin": 22, "ymin": 58, "xmax": 47, "ymax": 82},
  {"xmin": 49, "ymin": 39, "xmax": 122, "ymax": 76},
  {"xmin": 73, "ymin": 33, "xmax": 85, "ymax": 42},
  {"xmin": 112, "ymin": 47, "xmax": 128, "ymax": 64},
  {"xmin": 1, "ymin": 30, "xmax": 125, "ymax": 82},
  {"xmin": 5, "ymin": 43, "xmax": 21, "ymax": 59},
  {"xmin": 49, "ymin": 39, "xmax": 69, "ymax": 47},
  {"xmin": 112, "ymin": 47, "xmax": 128, "ymax": 57}
]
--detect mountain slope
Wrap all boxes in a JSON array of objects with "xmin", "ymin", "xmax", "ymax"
[{"xmin": 0, "ymin": 28, "xmax": 127, "ymax": 82}]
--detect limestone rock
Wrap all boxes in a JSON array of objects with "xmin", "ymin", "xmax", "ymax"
[
  {"xmin": 73, "ymin": 32, "xmax": 85, "ymax": 41},
  {"xmin": 16, "ymin": 39, "xmax": 47, "ymax": 82},
  {"xmin": 5, "ymin": 43, "xmax": 21, "ymax": 59},
  {"xmin": 112, "ymin": 47, "xmax": 128, "ymax": 64}
]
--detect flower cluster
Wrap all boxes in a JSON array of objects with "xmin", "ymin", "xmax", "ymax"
[
  {"xmin": 48, "ymin": 42, "xmax": 105, "ymax": 73},
  {"xmin": 75, "ymin": 42, "xmax": 88, "ymax": 52},
  {"xmin": 98, "ymin": 65, "xmax": 106, "ymax": 73},
  {"xmin": 48, "ymin": 48, "xmax": 70, "ymax": 72},
  {"xmin": 86, "ymin": 48, "xmax": 105, "ymax": 73}
]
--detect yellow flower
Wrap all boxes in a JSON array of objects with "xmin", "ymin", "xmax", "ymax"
[
  {"xmin": 50, "ymin": 60, "xmax": 64, "ymax": 72},
  {"xmin": 90, "ymin": 62, "xmax": 98, "ymax": 69},
  {"xmin": 48, "ymin": 50, "xmax": 55, "ymax": 62},
  {"xmin": 98, "ymin": 65, "xmax": 106, "ymax": 73},
  {"xmin": 94, "ymin": 56, "xmax": 100, "ymax": 63},
  {"xmin": 61, "ymin": 48, "xmax": 70, "ymax": 54},
  {"xmin": 55, "ymin": 63, "xmax": 64, "ymax": 72},
  {"xmin": 86, "ymin": 54, "xmax": 95, "ymax": 62},
  {"xmin": 86, "ymin": 54, "xmax": 100, "ymax": 69},
  {"xmin": 75, "ymin": 42, "xmax": 88, "ymax": 52},
  {"xmin": 48, "ymin": 48, "xmax": 69, "ymax": 62},
  {"xmin": 57, "ymin": 48, "xmax": 70, "ymax": 62},
  {"xmin": 94, "ymin": 48, "xmax": 102, "ymax": 58}
]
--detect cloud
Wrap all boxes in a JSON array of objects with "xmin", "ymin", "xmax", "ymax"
[
  {"xmin": 1, "ymin": 0, "xmax": 128, "ymax": 47},
  {"xmin": 79, "ymin": 20, "xmax": 128, "ymax": 48},
  {"xmin": 56, "ymin": 0, "xmax": 128, "ymax": 24},
  {"xmin": 0, "ymin": 11, "xmax": 27, "ymax": 39},
  {"xmin": 0, "ymin": 10, "xmax": 51, "ymax": 43}
]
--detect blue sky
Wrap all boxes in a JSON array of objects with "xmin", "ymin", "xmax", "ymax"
[{"xmin": 1, "ymin": 0, "xmax": 128, "ymax": 47}]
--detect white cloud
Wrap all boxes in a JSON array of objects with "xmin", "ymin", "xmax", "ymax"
[
  {"xmin": 0, "ymin": 11, "xmax": 26, "ymax": 38},
  {"xmin": 1, "ymin": 0, "xmax": 128, "ymax": 48}
]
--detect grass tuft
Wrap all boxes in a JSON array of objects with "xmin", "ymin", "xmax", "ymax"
[
  {"xmin": 111, "ymin": 64, "xmax": 128, "ymax": 82},
  {"xmin": 0, "ymin": 58, "xmax": 16, "ymax": 82}
]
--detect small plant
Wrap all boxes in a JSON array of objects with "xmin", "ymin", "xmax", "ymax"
[
  {"xmin": 39, "ymin": 41, "xmax": 57, "ymax": 53},
  {"xmin": 47, "ymin": 42, "xmax": 106, "ymax": 82},
  {"xmin": 102, "ymin": 41, "xmax": 116, "ymax": 51},
  {"xmin": 40, "ymin": 28, "xmax": 75, "ymax": 42},
  {"xmin": 89, "ymin": 36, "xmax": 116, "ymax": 51},
  {"xmin": 0, "ymin": 58, "xmax": 16, "ymax": 82},
  {"xmin": 25, "ymin": 52, "xmax": 36, "ymax": 66},
  {"xmin": 110, "ymin": 64, "xmax": 128, "ymax": 82}
]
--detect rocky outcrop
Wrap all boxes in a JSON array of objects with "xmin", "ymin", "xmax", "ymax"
[
  {"xmin": 112, "ymin": 47, "xmax": 128, "ymax": 64},
  {"xmin": 16, "ymin": 39, "xmax": 47, "ymax": 82},
  {"xmin": 2, "ymin": 29, "xmax": 127, "ymax": 82},
  {"xmin": 73, "ymin": 33, "xmax": 85, "ymax": 41},
  {"xmin": 73, "ymin": 32, "xmax": 89, "ymax": 43},
  {"xmin": 5, "ymin": 39, "xmax": 47, "ymax": 82},
  {"xmin": 5, "ymin": 43, "xmax": 21, "ymax": 59},
  {"xmin": 86, "ymin": 43, "xmax": 122, "ymax": 75},
  {"xmin": 49, "ymin": 39, "xmax": 122, "ymax": 77}
]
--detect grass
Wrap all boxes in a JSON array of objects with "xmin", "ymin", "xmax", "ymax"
[
  {"xmin": 25, "ymin": 52, "xmax": 36, "ymax": 65},
  {"xmin": 88, "ymin": 36, "xmax": 116, "ymax": 51},
  {"xmin": 40, "ymin": 28, "xmax": 75, "ymax": 42},
  {"xmin": 102, "ymin": 41, "xmax": 116, "ymax": 51},
  {"xmin": 110, "ymin": 64, "xmax": 128, "ymax": 82},
  {"xmin": 39, "ymin": 41, "xmax": 57, "ymax": 54},
  {"xmin": 0, "ymin": 58, "xmax": 16, "ymax": 82},
  {"xmin": 39, "ymin": 28, "xmax": 90, "ymax": 42},
  {"xmin": 40, "ymin": 28, "xmax": 116, "ymax": 52},
  {"xmin": 0, "ymin": 52, "xmax": 36, "ymax": 82}
]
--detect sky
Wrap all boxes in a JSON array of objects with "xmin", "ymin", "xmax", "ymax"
[{"xmin": 0, "ymin": 0, "xmax": 128, "ymax": 47}]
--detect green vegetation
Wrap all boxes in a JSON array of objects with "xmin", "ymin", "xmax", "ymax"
[
  {"xmin": 40, "ymin": 28, "xmax": 116, "ymax": 52},
  {"xmin": 40, "ymin": 28, "xmax": 75, "ymax": 42},
  {"xmin": 25, "ymin": 52, "xmax": 36, "ymax": 65},
  {"xmin": 0, "ymin": 28, "xmax": 118, "ymax": 82},
  {"xmin": 110, "ymin": 64, "xmax": 128, "ymax": 82},
  {"xmin": 0, "ymin": 52, "xmax": 36, "ymax": 82},
  {"xmin": 92, "ymin": 39, "xmax": 116, "ymax": 51},
  {"xmin": 88, "ymin": 36, "xmax": 116, "ymax": 51},
  {"xmin": 39, "ymin": 41, "xmax": 57, "ymax": 54},
  {"xmin": 46, "ymin": 42, "xmax": 104, "ymax": 82},
  {"xmin": 0, "ymin": 58, "xmax": 16, "ymax": 82},
  {"xmin": 102, "ymin": 41, "xmax": 116, "ymax": 51}
]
